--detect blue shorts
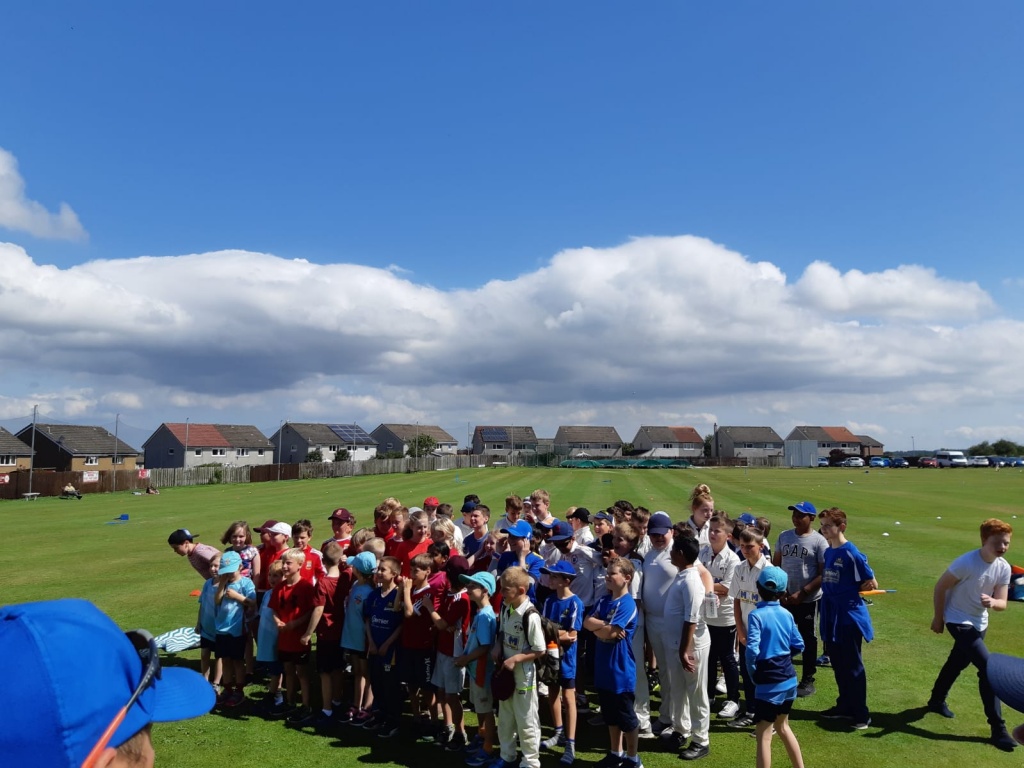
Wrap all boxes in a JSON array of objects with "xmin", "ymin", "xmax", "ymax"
[{"xmin": 598, "ymin": 688, "xmax": 638, "ymax": 732}]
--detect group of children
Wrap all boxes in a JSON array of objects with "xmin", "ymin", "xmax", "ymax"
[{"xmin": 168, "ymin": 484, "xmax": 1017, "ymax": 767}]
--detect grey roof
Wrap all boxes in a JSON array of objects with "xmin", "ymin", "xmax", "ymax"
[
  {"xmin": 637, "ymin": 426, "xmax": 703, "ymax": 444},
  {"xmin": 474, "ymin": 426, "xmax": 539, "ymax": 443},
  {"xmin": 19, "ymin": 424, "xmax": 140, "ymax": 456},
  {"xmin": 0, "ymin": 427, "xmax": 33, "ymax": 456},
  {"xmin": 856, "ymin": 434, "xmax": 883, "ymax": 448},
  {"xmin": 716, "ymin": 426, "xmax": 784, "ymax": 443},
  {"xmin": 554, "ymin": 426, "xmax": 624, "ymax": 445},
  {"xmin": 374, "ymin": 424, "xmax": 458, "ymax": 444},
  {"xmin": 213, "ymin": 425, "xmax": 274, "ymax": 449},
  {"xmin": 785, "ymin": 426, "xmax": 833, "ymax": 441}
]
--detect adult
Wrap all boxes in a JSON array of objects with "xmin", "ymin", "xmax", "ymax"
[
  {"xmin": 168, "ymin": 528, "xmax": 220, "ymax": 579},
  {"xmin": 641, "ymin": 511, "xmax": 678, "ymax": 736},
  {"xmin": 0, "ymin": 598, "xmax": 213, "ymax": 768}
]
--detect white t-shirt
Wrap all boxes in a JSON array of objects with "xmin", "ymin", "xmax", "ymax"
[
  {"xmin": 944, "ymin": 549, "xmax": 1011, "ymax": 631},
  {"xmin": 664, "ymin": 567, "xmax": 709, "ymax": 651},
  {"xmin": 561, "ymin": 543, "xmax": 600, "ymax": 607},
  {"xmin": 699, "ymin": 544, "xmax": 739, "ymax": 627},
  {"xmin": 641, "ymin": 545, "xmax": 678, "ymax": 618},
  {"xmin": 729, "ymin": 553, "xmax": 770, "ymax": 629}
]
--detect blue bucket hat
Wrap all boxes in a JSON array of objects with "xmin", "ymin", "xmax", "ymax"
[{"xmin": 0, "ymin": 599, "xmax": 214, "ymax": 767}]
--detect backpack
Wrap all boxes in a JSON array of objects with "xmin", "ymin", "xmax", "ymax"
[{"xmin": 522, "ymin": 605, "xmax": 562, "ymax": 686}]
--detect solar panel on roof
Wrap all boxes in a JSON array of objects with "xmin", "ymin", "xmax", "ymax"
[
  {"xmin": 328, "ymin": 424, "xmax": 373, "ymax": 444},
  {"xmin": 480, "ymin": 427, "xmax": 508, "ymax": 442}
]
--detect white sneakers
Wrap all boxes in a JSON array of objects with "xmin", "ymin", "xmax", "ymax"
[{"xmin": 718, "ymin": 700, "xmax": 740, "ymax": 719}]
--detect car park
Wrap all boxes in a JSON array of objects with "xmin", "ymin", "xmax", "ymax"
[
  {"xmin": 968, "ymin": 456, "xmax": 990, "ymax": 467},
  {"xmin": 891, "ymin": 457, "xmax": 909, "ymax": 468},
  {"xmin": 935, "ymin": 450, "xmax": 969, "ymax": 468},
  {"xmin": 989, "ymin": 456, "xmax": 1010, "ymax": 467},
  {"xmin": 919, "ymin": 456, "xmax": 938, "ymax": 468},
  {"xmin": 869, "ymin": 457, "xmax": 890, "ymax": 468},
  {"xmin": 840, "ymin": 457, "xmax": 866, "ymax": 467}
]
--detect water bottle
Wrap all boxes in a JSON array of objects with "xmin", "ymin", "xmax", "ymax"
[{"xmin": 704, "ymin": 591, "xmax": 718, "ymax": 619}]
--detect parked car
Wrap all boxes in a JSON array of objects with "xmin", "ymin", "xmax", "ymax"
[
  {"xmin": 869, "ymin": 457, "xmax": 891, "ymax": 468},
  {"xmin": 935, "ymin": 450, "xmax": 969, "ymax": 468},
  {"xmin": 968, "ymin": 456, "xmax": 991, "ymax": 467},
  {"xmin": 840, "ymin": 457, "xmax": 866, "ymax": 468},
  {"xmin": 817, "ymin": 457, "xmax": 830, "ymax": 467},
  {"xmin": 919, "ymin": 457, "xmax": 938, "ymax": 468},
  {"xmin": 1011, "ymin": 458, "xmax": 1024, "ymax": 468},
  {"xmin": 891, "ymin": 457, "xmax": 909, "ymax": 468},
  {"xmin": 989, "ymin": 456, "xmax": 1010, "ymax": 467}
]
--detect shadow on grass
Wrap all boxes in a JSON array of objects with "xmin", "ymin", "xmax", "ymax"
[{"xmin": 778, "ymin": 705, "xmax": 990, "ymax": 745}]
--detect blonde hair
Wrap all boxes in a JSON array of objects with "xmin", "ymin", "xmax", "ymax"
[
  {"xmin": 350, "ymin": 527, "xmax": 374, "ymax": 551},
  {"xmin": 363, "ymin": 537, "xmax": 386, "ymax": 557},
  {"xmin": 690, "ymin": 483, "xmax": 714, "ymax": 510},
  {"xmin": 501, "ymin": 565, "xmax": 531, "ymax": 591},
  {"xmin": 280, "ymin": 547, "xmax": 306, "ymax": 565},
  {"xmin": 430, "ymin": 517, "xmax": 462, "ymax": 554}
]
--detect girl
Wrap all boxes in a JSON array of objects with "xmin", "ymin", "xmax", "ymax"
[{"xmin": 221, "ymin": 521, "xmax": 260, "ymax": 583}]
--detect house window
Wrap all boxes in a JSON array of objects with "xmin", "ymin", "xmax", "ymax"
[
  {"xmin": 85, "ymin": 456, "xmax": 99, "ymax": 465},
  {"xmin": 745, "ymin": 443, "xmax": 754, "ymax": 449},
  {"xmin": 329, "ymin": 445, "xmax": 340, "ymax": 452},
  {"xmin": 114, "ymin": 457, "xmax": 124, "ymax": 465},
  {"xmin": 236, "ymin": 449, "xmax": 249, "ymax": 457},
  {"xmin": 258, "ymin": 449, "xmax": 265, "ymax": 456},
  {"xmin": 290, "ymin": 444, "xmax": 297, "ymax": 453},
  {"xmin": 580, "ymin": 444, "xmax": 590, "ymax": 449},
  {"xmin": 0, "ymin": 455, "xmax": 14, "ymax": 466},
  {"xmin": 663, "ymin": 444, "xmax": 673, "ymax": 449},
  {"xmin": 194, "ymin": 449, "xmax": 202, "ymax": 456},
  {"xmin": 211, "ymin": 449, "xmax": 225, "ymax": 457},
  {"xmin": 168, "ymin": 448, "xmax": 175, "ymax": 455},
  {"xmin": 840, "ymin": 443, "xmax": 848, "ymax": 448},
  {"xmin": 821, "ymin": 443, "xmax": 832, "ymax": 448}
]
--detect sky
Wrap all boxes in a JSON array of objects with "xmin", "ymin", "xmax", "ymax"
[{"xmin": 1, "ymin": 2, "xmax": 1023, "ymax": 453}]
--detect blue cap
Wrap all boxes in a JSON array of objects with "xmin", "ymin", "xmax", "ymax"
[
  {"xmin": 757, "ymin": 566, "xmax": 789, "ymax": 593},
  {"xmin": 350, "ymin": 551, "xmax": 378, "ymax": 576},
  {"xmin": 648, "ymin": 511, "xmax": 673, "ymax": 535},
  {"xmin": 787, "ymin": 501, "xmax": 817, "ymax": 517},
  {"xmin": 218, "ymin": 550, "xmax": 241, "ymax": 574},
  {"xmin": 506, "ymin": 520, "xmax": 533, "ymax": 539},
  {"xmin": 461, "ymin": 501, "xmax": 477, "ymax": 514},
  {"xmin": 737, "ymin": 513, "xmax": 759, "ymax": 526},
  {"xmin": 0, "ymin": 599, "xmax": 214, "ymax": 767},
  {"xmin": 549, "ymin": 520, "xmax": 574, "ymax": 542},
  {"xmin": 537, "ymin": 517, "xmax": 559, "ymax": 529},
  {"xmin": 594, "ymin": 510, "xmax": 614, "ymax": 522},
  {"xmin": 459, "ymin": 571, "xmax": 497, "ymax": 595},
  {"xmin": 541, "ymin": 561, "xmax": 576, "ymax": 578}
]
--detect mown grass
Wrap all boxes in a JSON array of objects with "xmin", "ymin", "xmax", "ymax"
[{"xmin": 6, "ymin": 465, "xmax": 1024, "ymax": 767}]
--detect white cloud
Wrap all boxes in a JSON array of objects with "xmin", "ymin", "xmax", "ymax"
[
  {"xmin": 0, "ymin": 148, "xmax": 87, "ymax": 241},
  {"xmin": 1, "ymin": 235, "xmax": 1022, "ymax": 450}
]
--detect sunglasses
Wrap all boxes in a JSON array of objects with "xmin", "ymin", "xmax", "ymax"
[{"xmin": 81, "ymin": 629, "xmax": 160, "ymax": 768}]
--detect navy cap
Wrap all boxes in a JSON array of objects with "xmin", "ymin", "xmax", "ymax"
[
  {"xmin": 548, "ymin": 520, "xmax": 574, "ymax": 542},
  {"xmin": 541, "ymin": 561, "xmax": 577, "ymax": 578}
]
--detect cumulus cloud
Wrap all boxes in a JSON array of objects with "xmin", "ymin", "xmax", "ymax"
[
  {"xmin": 0, "ymin": 148, "xmax": 87, "ymax": 241},
  {"xmin": 1, "ymin": 235, "xmax": 1022, "ymax": 447}
]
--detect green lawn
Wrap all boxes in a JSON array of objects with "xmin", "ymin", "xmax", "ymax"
[{"xmin": 7, "ymin": 465, "xmax": 1024, "ymax": 767}]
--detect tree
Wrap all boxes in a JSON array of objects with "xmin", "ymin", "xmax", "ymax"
[
  {"xmin": 703, "ymin": 434, "xmax": 714, "ymax": 457},
  {"xmin": 334, "ymin": 449, "xmax": 350, "ymax": 462},
  {"xmin": 406, "ymin": 434, "xmax": 436, "ymax": 458},
  {"xmin": 991, "ymin": 439, "xmax": 1023, "ymax": 456},
  {"xmin": 967, "ymin": 441, "xmax": 993, "ymax": 456},
  {"xmin": 305, "ymin": 449, "xmax": 324, "ymax": 463}
]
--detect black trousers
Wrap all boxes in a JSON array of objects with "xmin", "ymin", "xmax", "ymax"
[
  {"xmin": 930, "ymin": 623, "xmax": 1004, "ymax": 728},
  {"xmin": 706, "ymin": 624, "xmax": 741, "ymax": 702},
  {"xmin": 786, "ymin": 601, "xmax": 819, "ymax": 683}
]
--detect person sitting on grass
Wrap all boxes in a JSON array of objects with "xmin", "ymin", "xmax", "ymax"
[{"xmin": 745, "ymin": 566, "xmax": 806, "ymax": 768}]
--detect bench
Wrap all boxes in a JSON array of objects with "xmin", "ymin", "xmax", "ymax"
[{"xmin": 22, "ymin": 492, "xmax": 40, "ymax": 501}]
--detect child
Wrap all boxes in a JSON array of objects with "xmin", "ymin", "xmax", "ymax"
[
  {"xmin": 817, "ymin": 507, "xmax": 877, "ymax": 730},
  {"xmin": 729, "ymin": 527, "xmax": 771, "ymax": 729},
  {"xmin": 168, "ymin": 528, "xmax": 220, "ymax": 579},
  {"xmin": 323, "ymin": 507, "xmax": 356, "ymax": 553},
  {"xmin": 214, "ymin": 551, "xmax": 256, "ymax": 707},
  {"xmin": 340, "ymin": 551, "xmax": 378, "ymax": 725},
  {"xmin": 492, "ymin": 566, "xmax": 547, "ymax": 768},
  {"xmin": 256, "ymin": 561, "xmax": 285, "ymax": 713},
  {"xmin": 494, "ymin": 495, "xmax": 525, "ymax": 533},
  {"xmin": 395, "ymin": 510, "xmax": 432, "ymax": 576},
  {"xmin": 583, "ymin": 557, "xmax": 643, "ymax": 768},
  {"xmin": 699, "ymin": 513, "xmax": 742, "ymax": 720},
  {"xmin": 567, "ymin": 507, "xmax": 596, "ymax": 547},
  {"xmin": 221, "ymin": 521, "xmax": 260, "ymax": 581},
  {"xmin": 456, "ymin": 571, "xmax": 499, "ymax": 767},
  {"xmin": 745, "ymin": 566, "xmax": 806, "ymax": 768},
  {"xmin": 541, "ymin": 561, "xmax": 585, "ymax": 765},
  {"xmin": 668, "ymin": 536, "xmax": 710, "ymax": 761},
  {"xmin": 292, "ymin": 519, "xmax": 325, "ymax": 585},
  {"xmin": 363, "ymin": 556, "xmax": 404, "ymax": 738},
  {"xmin": 270, "ymin": 548, "xmax": 316, "ymax": 722},
  {"xmin": 400, "ymin": 552, "xmax": 439, "ymax": 732},
  {"xmin": 928, "ymin": 518, "xmax": 1016, "ymax": 751},
  {"xmin": 426, "ymin": 556, "xmax": 473, "ymax": 749},
  {"xmin": 685, "ymin": 484, "xmax": 714, "ymax": 548},
  {"xmin": 196, "ymin": 551, "xmax": 223, "ymax": 689},
  {"xmin": 463, "ymin": 504, "xmax": 492, "ymax": 558}
]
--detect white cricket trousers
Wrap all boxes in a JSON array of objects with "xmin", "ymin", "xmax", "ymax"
[{"xmin": 498, "ymin": 686, "xmax": 541, "ymax": 768}]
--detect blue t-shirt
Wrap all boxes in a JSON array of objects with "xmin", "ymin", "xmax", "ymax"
[
  {"xmin": 745, "ymin": 600, "xmax": 804, "ymax": 704},
  {"xmin": 463, "ymin": 531, "xmax": 488, "ymax": 557},
  {"xmin": 590, "ymin": 592, "xmax": 638, "ymax": 694},
  {"xmin": 342, "ymin": 582, "xmax": 373, "ymax": 652},
  {"xmin": 820, "ymin": 541, "xmax": 875, "ymax": 643},
  {"xmin": 495, "ymin": 551, "xmax": 544, "ymax": 600},
  {"xmin": 198, "ymin": 578, "xmax": 217, "ymax": 641},
  {"xmin": 256, "ymin": 591, "xmax": 279, "ymax": 662},
  {"xmin": 543, "ymin": 593, "xmax": 585, "ymax": 680},
  {"xmin": 464, "ymin": 605, "xmax": 497, "ymax": 684},
  {"xmin": 214, "ymin": 576, "xmax": 255, "ymax": 637},
  {"xmin": 363, "ymin": 586, "xmax": 404, "ymax": 662}
]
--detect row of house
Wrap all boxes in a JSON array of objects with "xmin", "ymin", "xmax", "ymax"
[{"xmin": 0, "ymin": 421, "xmax": 885, "ymax": 472}]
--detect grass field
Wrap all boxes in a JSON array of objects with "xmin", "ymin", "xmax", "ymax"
[{"xmin": 7, "ymin": 465, "xmax": 1024, "ymax": 767}]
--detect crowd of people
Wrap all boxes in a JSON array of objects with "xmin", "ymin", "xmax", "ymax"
[{"xmin": 164, "ymin": 484, "xmax": 1020, "ymax": 768}]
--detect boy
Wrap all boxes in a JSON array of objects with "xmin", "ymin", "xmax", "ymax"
[
  {"xmin": 641, "ymin": 511, "xmax": 678, "ymax": 736},
  {"xmin": 745, "ymin": 566, "xmax": 806, "ymax": 768},
  {"xmin": 928, "ymin": 518, "xmax": 1016, "ymax": 751},
  {"xmin": 322, "ymin": 507, "xmax": 356, "ymax": 553},
  {"xmin": 363, "ymin": 556, "xmax": 404, "ymax": 738},
  {"xmin": 699, "ymin": 513, "xmax": 741, "ymax": 719},
  {"xmin": 456, "ymin": 571, "xmax": 499, "ymax": 766},
  {"xmin": 168, "ymin": 528, "xmax": 220, "ymax": 579},
  {"xmin": 214, "ymin": 550, "xmax": 256, "ymax": 707},
  {"xmin": 494, "ymin": 520, "xmax": 544, "ymax": 598},
  {"xmin": 196, "ymin": 552, "xmax": 223, "ymax": 689},
  {"xmin": 668, "ymin": 536, "xmax": 710, "ymax": 761},
  {"xmin": 340, "ymin": 552, "xmax": 378, "ymax": 725},
  {"xmin": 464, "ymin": 504, "xmax": 492, "ymax": 558},
  {"xmin": 584, "ymin": 557, "xmax": 643, "ymax": 768},
  {"xmin": 256, "ymin": 561, "xmax": 285, "ymax": 713},
  {"xmin": 292, "ymin": 520, "xmax": 325, "ymax": 585},
  {"xmin": 492, "ymin": 566, "xmax": 547, "ymax": 768},
  {"xmin": 817, "ymin": 507, "xmax": 877, "ymax": 730},
  {"xmin": 494, "ymin": 494, "xmax": 526, "ymax": 533},
  {"xmin": 568, "ymin": 507, "xmax": 596, "ymax": 546},
  {"xmin": 772, "ymin": 502, "xmax": 827, "ymax": 698},
  {"xmin": 530, "ymin": 489, "xmax": 555, "ymax": 527},
  {"xmin": 541, "ymin": 560, "xmax": 585, "ymax": 765},
  {"xmin": 426, "ymin": 556, "xmax": 473, "ymax": 749},
  {"xmin": 729, "ymin": 527, "xmax": 771, "ymax": 729},
  {"xmin": 400, "ymin": 553, "xmax": 439, "ymax": 732},
  {"xmin": 270, "ymin": 548, "xmax": 316, "ymax": 721}
]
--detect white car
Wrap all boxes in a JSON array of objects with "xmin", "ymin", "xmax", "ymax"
[
  {"xmin": 840, "ymin": 457, "xmax": 865, "ymax": 467},
  {"xmin": 968, "ymin": 456, "xmax": 990, "ymax": 467}
]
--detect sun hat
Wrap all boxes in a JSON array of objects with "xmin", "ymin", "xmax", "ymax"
[{"xmin": 0, "ymin": 599, "xmax": 214, "ymax": 767}]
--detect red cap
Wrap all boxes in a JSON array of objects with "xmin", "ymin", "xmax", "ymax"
[
  {"xmin": 328, "ymin": 508, "xmax": 355, "ymax": 523},
  {"xmin": 254, "ymin": 519, "xmax": 278, "ymax": 532},
  {"xmin": 423, "ymin": 496, "xmax": 440, "ymax": 509}
]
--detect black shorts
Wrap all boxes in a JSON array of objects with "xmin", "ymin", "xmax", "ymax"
[
  {"xmin": 200, "ymin": 635, "xmax": 216, "ymax": 651},
  {"xmin": 598, "ymin": 688, "xmax": 638, "ymax": 732},
  {"xmin": 256, "ymin": 660, "xmax": 283, "ymax": 676},
  {"xmin": 316, "ymin": 641, "xmax": 346, "ymax": 674},
  {"xmin": 557, "ymin": 676, "xmax": 576, "ymax": 690},
  {"xmin": 400, "ymin": 647, "xmax": 436, "ymax": 688},
  {"xmin": 754, "ymin": 697, "xmax": 794, "ymax": 724},
  {"xmin": 279, "ymin": 649, "xmax": 311, "ymax": 666},
  {"xmin": 343, "ymin": 647, "xmax": 368, "ymax": 662},
  {"xmin": 215, "ymin": 633, "xmax": 246, "ymax": 661}
]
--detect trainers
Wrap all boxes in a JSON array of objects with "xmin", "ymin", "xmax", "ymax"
[
  {"xmin": 446, "ymin": 732, "xmax": 468, "ymax": 752},
  {"xmin": 222, "ymin": 689, "xmax": 245, "ymax": 708},
  {"xmin": 285, "ymin": 707, "xmax": 315, "ymax": 727},
  {"xmin": 820, "ymin": 707, "xmax": 852, "ymax": 720},
  {"xmin": 715, "ymin": 675, "xmax": 727, "ymax": 695},
  {"xmin": 816, "ymin": 654, "xmax": 831, "ymax": 667},
  {"xmin": 466, "ymin": 751, "xmax": 495, "ymax": 767},
  {"xmin": 377, "ymin": 722, "xmax": 400, "ymax": 739},
  {"xmin": 651, "ymin": 720, "xmax": 671, "ymax": 736},
  {"xmin": 927, "ymin": 699, "xmax": 955, "ymax": 718},
  {"xmin": 313, "ymin": 711, "xmax": 335, "ymax": 730},
  {"xmin": 796, "ymin": 680, "xmax": 816, "ymax": 697},
  {"xmin": 661, "ymin": 731, "xmax": 685, "ymax": 749},
  {"xmin": 594, "ymin": 755, "xmax": 624, "ymax": 768},
  {"xmin": 729, "ymin": 714, "xmax": 755, "ymax": 729},
  {"xmin": 852, "ymin": 718, "xmax": 872, "ymax": 730},
  {"xmin": 542, "ymin": 731, "xmax": 566, "ymax": 750},
  {"xmin": 350, "ymin": 709, "xmax": 373, "ymax": 727},
  {"xmin": 265, "ymin": 700, "xmax": 292, "ymax": 719},
  {"xmin": 559, "ymin": 743, "xmax": 576, "ymax": 765},
  {"xmin": 680, "ymin": 743, "xmax": 710, "ymax": 761},
  {"xmin": 336, "ymin": 706, "xmax": 356, "ymax": 724},
  {"xmin": 718, "ymin": 700, "xmax": 739, "ymax": 719},
  {"xmin": 637, "ymin": 726, "xmax": 656, "ymax": 740}
]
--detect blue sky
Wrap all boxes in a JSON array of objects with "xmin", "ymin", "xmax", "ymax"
[{"xmin": 1, "ymin": 2, "xmax": 1023, "ymax": 451}]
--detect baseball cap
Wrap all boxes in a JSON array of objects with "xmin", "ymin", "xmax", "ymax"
[
  {"xmin": 254, "ymin": 519, "xmax": 278, "ymax": 532},
  {"xmin": 328, "ymin": 508, "xmax": 355, "ymax": 523},
  {"xmin": 537, "ymin": 517, "xmax": 559, "ymax": 529},
  {"xmin": 787, "ymin": 501, "xmax": 817, "ymax": 517},
  {"xmin": 567, "ymin": 507, "xmax": 591, "ymax": 523},
  {"xmin": 506, "ymin": 520, "xmax": 533, "ymax": 539},
  {"xmin": 423, "ymin": 496, "xmax": 440, "ymax": 508},
  {"xmin": 350, "ymin": 551, "xmax": 378, "ymax": 576},
  {"xmin": 459, "ymin": 571, "xmax": 496, "ymax": 595},
  {"xmin": 218, "ymin": 551, "xmax": 241, "ymax": 575},
  {"xmin": 737, "ymin": 513, "xmax": 759, "ymax": 526},
  {"xmin": 549, "ymin": 520, "xmax": 574, "ymax": 542},
  {"xmin": 757, "ymin": 566, "xmax": 789, "ymax": 593},
  {"xmin": 987, "ymin": 653, "xmax": 1024, "ymax": 712},
  {"xmin": 444, "ymin": 555, "xmax": 470, "ymax": 582},
  {"xmin": 267, "ymin": 522, "xmax": 292, "ymax": 537},
  {"xmin": 648, "ymin": 512, "xmax": 673, "ymax": 535},
  {"xmin": 167, "ymin": 528, "xmax": 196, "ymax": 546},
  {"xmin": 0, "ymin": 599, "xmax": 214, "ymax": 767},
  {"xmin": 594, "ymin": 510, "xmax": 614, "ymax": 523},
  {"xmin": 460, "ymin": 501, "xmax": 477, "ymax": 514},
  {"xmin": 407, "ymin": 506, "xmax": 424, "ymax": 514},
  {"xmin": 541, "ymin": 561, "xmax": 576, "ymax": 578}
]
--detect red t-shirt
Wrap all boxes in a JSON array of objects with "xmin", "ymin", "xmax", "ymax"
[
  {"xmin": 394, "ymin": 538, "xmax": 431, "ymax": 577},
  {"xmin": 313, "ymin": 575, "xmax": 345, "ymax": 642},
  {"xmin": 256, "ymin": 546, "xmax": 286, "ymax": 592},
  {"xmin": 270, "ymin": 578, "xmax": 316, "ymax": 653},
  {"xmin": 436, "ymin": 589, "xmax": 471, "ymax": 657},
  {"xmin": 401, "ymin": 584, "xmax": 438, "ymax": 650},
  {"xmin": 299, "ymin": 546, "xmax": 325, "ymax": 585}
]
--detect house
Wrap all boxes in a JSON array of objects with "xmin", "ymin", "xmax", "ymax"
[
  {"xmin": 16, "ymin": 423, "xmax": 140, "ymax": 471},
  {"xmin": 553, "ymin": 426, "xmax": 624, "ymax": 458},
  {"xmin": 268, "ymin": 423, "xmax": 378, "ymax": 463},
  {"xmin": 0, "ymin": 427, "xmax": 34, "ymax": 472},
  {"xmin": 471, "ymin": 426, "xmax": 539, "ymax": 456},
  {"xmin": 630, "ymin": 426, "xmax": 704, "ymax": 459},
  {"xmin": 370, "ymin": 424, "xmax": 459, "ymax": 456},
  {"xmin": 856, "ymin": 434, "xmax": 884, "ymax": 458},
  {"xmin": 711, "ymin": 426, "xmax": 784, "ymax": 462},
  {"xmin": 142, "ymin": 423, "xmax": 275, "ymax": 469},
  {"xmin": 783, "ymin": 426, "xmax": 874, "ymax": 467}
]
